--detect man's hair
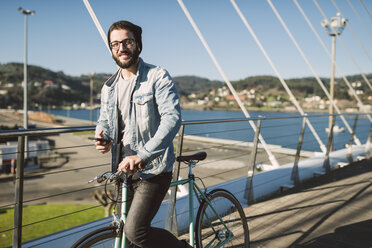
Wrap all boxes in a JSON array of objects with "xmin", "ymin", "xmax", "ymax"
[{"xmin": 107, "ymin": 20, "xmax": 142, "ymax": 54}]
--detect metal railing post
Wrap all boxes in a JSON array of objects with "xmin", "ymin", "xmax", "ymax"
[
  {"xmin": 244, "ymin": 119, "xmax": 262, "ymax": 205},
  {"xmin": 291, "ymin": 116, "xmax": 307, "ymax": 186},
  {"xmin": 13, "ymin": 135, "xmax": 25, "ymax": 248},
  {"xmin": 347, "ymin": 115, "xmax": 359, "ymax": 162},
  {"xmin": 366, "ymin": 124, "xmax": 372, "ymax": 159},
  {"xmin": 323, "ymin": 115, "xmax": 336, "ymax": 173},
  {"xmin": 166, "ymin": 125, "xmax": 185, "ymax": 235}
]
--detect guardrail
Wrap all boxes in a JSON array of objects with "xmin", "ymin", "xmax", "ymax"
[{"xmin": 0, "ymin": 113, "xmax": 371, "ymax": 247}]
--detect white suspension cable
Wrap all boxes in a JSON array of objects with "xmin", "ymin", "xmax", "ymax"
[
  {"xmin": 230, "ymin": 0, "xmax": 326, "ymax": 153},
  {"xmin": 267, "ymin": 0, "xmax": 361, "ymax": 145},
  {"xmin": 177, "ymin": 0, "xmax": 280, "ymax": 167},
  {"xmin": 82, "ymin": 0, "xmax": 110, "ymax": 53},
  {"xmin": 313, "ymin": 0, "xmax": 372, "ymax": 91},
  {"xmin": 313, "ymin": 0, "xmax": 328, "ymax": 20},
  {"xmin": 330, "ymin": 0, "xmax": 372, "ymax": 65},
  {"xmin": 294, "ymin": 0, "xmax": 372, "ymax": 122},
  {"xmin": 346, "ymin": 0, "xmax": 372, "ymax": 40},
  {"xmin": 359, "ymin": 0, "xmax": 372, "ymax": 19}
]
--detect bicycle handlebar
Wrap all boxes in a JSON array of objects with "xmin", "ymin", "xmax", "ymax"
[
  {"xmin": 88, "ymin": 170, "xmax": 123, "ymax": 184},
  {"xmin": 89, "ymin": 152, "xmax": 208, "ymax": 184}
]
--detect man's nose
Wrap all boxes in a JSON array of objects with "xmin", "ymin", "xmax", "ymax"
[
  {"xmin": 118, "ymin": 43, "xmax": 125, "ymax": 51},
  {"xmin": 119, "ymin": 42, "xmax": 129, "ymax": 50}
]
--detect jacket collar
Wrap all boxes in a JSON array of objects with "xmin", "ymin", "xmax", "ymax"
[{"xmin": 104, "ymin": 58, "xmax": 144, "ymax": 88}]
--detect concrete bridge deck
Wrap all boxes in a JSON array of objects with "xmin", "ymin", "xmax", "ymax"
[{"xmin": 243, "ymin": 158, "xmax": 372, "ymax": 248}]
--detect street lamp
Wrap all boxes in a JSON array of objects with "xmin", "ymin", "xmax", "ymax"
[
  {"xmin": 19, "ymin": 7, "xmax": 35, "ymax": 131},
  {"xmin": 19, "ymin": 7, "xmax": 35, "ymax": 159},
  {"xmin": 321, "ymin": 13, "xmax": 347, "ymax": 139}
]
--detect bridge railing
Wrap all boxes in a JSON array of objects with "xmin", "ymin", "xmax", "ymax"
[{"xmin": 0, "ymin": 113, "xmax": 371, "ymax": 247}]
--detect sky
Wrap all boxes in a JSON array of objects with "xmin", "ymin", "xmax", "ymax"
[{"xmin": 1, "ymin": 0, "xmax": 372, "ymax": 81}]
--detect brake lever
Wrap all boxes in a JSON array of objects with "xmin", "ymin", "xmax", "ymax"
[
  {"xmin": 88, "ymin": 176, "xmax": 98, "ymax": 184},
  {"xmin": 88, "ymin": 172, "xmax": 110, "ymax": 184}
]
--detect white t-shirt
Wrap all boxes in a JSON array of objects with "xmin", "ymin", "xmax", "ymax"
[{"xmin": 115, "ymin": 71, "xmax": 137, "ymax": 158}]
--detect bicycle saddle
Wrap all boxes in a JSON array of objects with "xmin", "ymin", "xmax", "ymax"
[{"xmin": 176, "ymin": 152, "xmax": 207, "ymax": 162}]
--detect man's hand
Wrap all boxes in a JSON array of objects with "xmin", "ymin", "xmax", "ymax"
[
  {"xmin": 118, "ymin": 155, "xmax": 143, "ymax": 173},
  {"xmin": 95, "ymin": 130, "xmax": 113, "ymax": 154}
]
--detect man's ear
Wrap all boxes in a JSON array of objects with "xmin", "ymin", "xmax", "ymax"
[{"xmin": 136, "ymin": 43, "xmax": 142, "ymax": 54}]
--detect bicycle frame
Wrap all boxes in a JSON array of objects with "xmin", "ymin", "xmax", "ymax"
[{"xmin": 114, "ymin": 167, "xmax": 233, "ymax": 248}]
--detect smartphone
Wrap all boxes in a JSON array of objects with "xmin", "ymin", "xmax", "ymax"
[{"xmin": 88, "ymin": 137, "xmax": 110, "ymax": 143}]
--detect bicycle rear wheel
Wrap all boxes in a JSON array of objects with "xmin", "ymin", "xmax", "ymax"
[
  {"xmin": 71, "ymin": 226, "xmax": 118, "ymax": 248},
  {"xmin": 195, "ymin": 189, "xmax": 250, "ymax": 248}
]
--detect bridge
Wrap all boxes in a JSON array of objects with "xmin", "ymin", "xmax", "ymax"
[{"xmin": 0, "ymin": 112, "xmax": 371, "ymax": 247}]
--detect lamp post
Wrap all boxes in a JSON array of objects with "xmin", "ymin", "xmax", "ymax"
[
  {"xmin": 19, "ymin": 7, "xmax": 35, "ymax": 158},
  {"xmin": 321, "ymin": 13, "xmax": 347, "ymax": 144}
]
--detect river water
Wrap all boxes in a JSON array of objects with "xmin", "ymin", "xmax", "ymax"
[{"xmin": 44, "ymin": 108, "xmax": 370, "ymax": 152}]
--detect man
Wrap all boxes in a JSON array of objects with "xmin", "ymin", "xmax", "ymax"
[{"xmin": 95, "ymin": 20, "xmax": 189, "ymax": 248}]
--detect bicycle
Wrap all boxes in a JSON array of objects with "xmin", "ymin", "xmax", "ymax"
[{"xmin": 71, "ymin": 152, "xmax": 250, "ymax": 247}]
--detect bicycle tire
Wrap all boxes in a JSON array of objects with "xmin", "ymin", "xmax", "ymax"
[
  {"xmin": 195, "ymin": 189, "xmax": 250, "ymax": 248},
  {"xmin": 71, "ymin": 226, "xmax": 118, "ymax": 248}
]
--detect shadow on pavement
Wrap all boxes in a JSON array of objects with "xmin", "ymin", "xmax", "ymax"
[{"xmin": 296, "ymin": 219, "xmax": 372, "ymax": 248}]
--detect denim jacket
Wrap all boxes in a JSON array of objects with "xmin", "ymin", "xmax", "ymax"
[{"xmin": 96, "ymin": 58, "xmax": 181, "ymax": 179}]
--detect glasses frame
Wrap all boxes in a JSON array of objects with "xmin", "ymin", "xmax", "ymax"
[{"xmin": 110, "ymin": 38, "xmax": 135, "ymax": 50}]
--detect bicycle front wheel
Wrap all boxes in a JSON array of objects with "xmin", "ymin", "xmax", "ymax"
[
  {"xmin": 195, "ymin": 189, "xmax": 250, "ymax": 248},
  {"xmin": 71, "ymin": 226, "xmax": 118, "ymax": 248}
]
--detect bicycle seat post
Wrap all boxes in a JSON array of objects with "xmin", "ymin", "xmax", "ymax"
[
  {"xmin": 188, "ymin": 161, "xmax": 196, "ymax": 180},
  {"xmin": 177, "ymin": 152, "xmax": 207, "ymax": 181}
]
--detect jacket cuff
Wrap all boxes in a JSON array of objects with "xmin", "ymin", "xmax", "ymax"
[{"xmin": 137, "ymin": 148, "xmax": 151, "ymax": 165}]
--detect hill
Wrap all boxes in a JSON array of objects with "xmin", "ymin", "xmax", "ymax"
[
  {"xmin": 0, "ymin": 63, "xmax": 110, "ymax": 109},
  {"xmin": 0, "ymin": 62, "xmax": 370, "ymax": 110},
  {"xmin": 173, "ymin": 76, "xmax": 223, "ymax": 96},
  {"xmin": 232, "ymin": 75, "xmax": 354, "ymax": 100}
]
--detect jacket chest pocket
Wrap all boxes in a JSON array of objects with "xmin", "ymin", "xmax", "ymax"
[
  {"xmin": 133, "ymin": 94, "xmax": 153, "ymax": 105},
  {"xmin": 133, "ymin": 93, "xmax": 155, "ymax": 121}
]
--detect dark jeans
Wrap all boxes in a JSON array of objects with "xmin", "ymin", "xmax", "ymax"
[{"xmin": 123, "ymin": 172, "xmax": 186, "ymax": 248}]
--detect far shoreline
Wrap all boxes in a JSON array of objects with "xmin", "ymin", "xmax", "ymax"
[{"xmin": 180, "ymin": 105, "xmax": 329, "ymax": 114}]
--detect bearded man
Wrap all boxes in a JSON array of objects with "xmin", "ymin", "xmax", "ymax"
[{"xmin": 94, "ymin": 20, "xmax": 189, "ymax": 248}]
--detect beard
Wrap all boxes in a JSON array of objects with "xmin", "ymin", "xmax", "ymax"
[{"xmin": 112, "ymin": 48, "xmax": 140, "ymax": 69}]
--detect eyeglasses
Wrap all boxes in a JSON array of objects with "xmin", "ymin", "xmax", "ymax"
[{"xmin": 110, "ymin": 38, "xmax": 135, "ymax": 50}]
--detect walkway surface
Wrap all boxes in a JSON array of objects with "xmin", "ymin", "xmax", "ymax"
[{"xmin": 244, "ymin": 158, "xmax": 372, "ymax": 248}]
